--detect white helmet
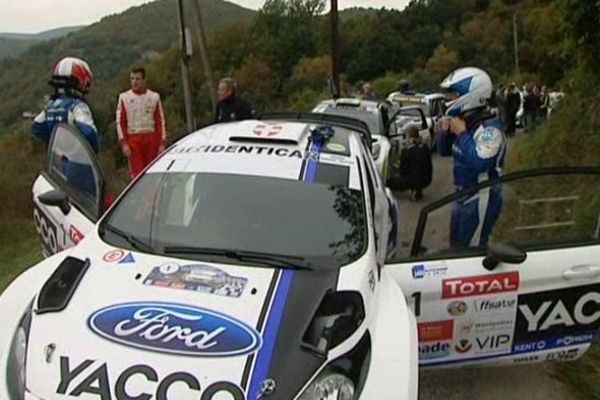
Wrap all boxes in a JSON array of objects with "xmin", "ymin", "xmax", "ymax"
[{"xmin": 440, "ymin": 67, "xmax": 492, "ymax": 117}]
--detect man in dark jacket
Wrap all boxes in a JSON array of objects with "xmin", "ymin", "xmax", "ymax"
[
  {"xmin": 387, "ymin": 125, "xmax": 432, "ymax": 201},
  {"xmin": 214, "ymin": 77, "xmax": 254, "ymax": 123}
]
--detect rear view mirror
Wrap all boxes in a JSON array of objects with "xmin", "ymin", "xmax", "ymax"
[
  {"xmin": 482, "ymin": 241, "xmax": 527, "ymax": 271},
  {"xmin": 38, "ymin": 189, "xmax": 71, "ymax": 215}
]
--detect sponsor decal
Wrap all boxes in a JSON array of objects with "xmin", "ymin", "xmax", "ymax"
[
  {"xmin": 170, "ymin": 144, "xmax": 305, "ymax": 159},
  {"xmin": 455, "ymin": 339, "xmax": 472, "ymax": 353},
  {"xmin": 412, "ymin": 264, "xmax": 448, "ymax": 279},
  {"xmin": 545, "ymin": 348, "xmax": 580, "ymax": 362},
  {"xmin": 447, "ymin": 300, "xmax": 468, "ymax": 316},
  {"xmin": 144, "ymin": 263, "xmax": 247, "ymax": 297},
  {"xmin": 88, "ymin": 302, "xmax": 262, "ymax": 356},
  {"xmin": 457, "ymin": 319, "xmax": 514, "ymax": 337},
  {"xmin": 442, "ymin": 272, "xmax": 519, "ymax": 299},
  {"xmin": 68, "ymin": 225, "xmax": 84, "ymax": 244},
  {"xmin": 473, "ymin": 298, "xmax": 517, "ymax": 313},
  {"xmin": 103, "ymin": 249, "xmax": 125, "ymax": 263},
  {"xmin": 513, "ymin": 355, "xmax": 539, "ymax": 364},
  {"xmin": 253, "ymin": 124, "xmax": 282, "ymax": 137},
  {"xmin": 57, "ymin": 356, "xmax": 245, "ymax": 399},
  {"xmin": 513, "ymin": 284, "xmax": 600, "ymax": 351},
  {"xmin": 512, "ymin": 332, "xmax": 595, "ymax": 354},
  {"xmin": 418, "ymin": 320, "xmax": 454, "ymax": 342},
  {"xmin": 419, "ymin": 341, "xmax": 451, "ymax": 359},
  {"xmin": 33, "ymin": 204, "xmax": 59, "ymax": 255},
  {"xmin": 326, "ymin": 143, "xmax": 346, "ymax": 152},
  {"xmin": 368, "ymin": 269, "xmax": 376, "ymax": 292},
  {"xmin": 118, "ymin": 252, "xmax": 136, "ymax": 264}
]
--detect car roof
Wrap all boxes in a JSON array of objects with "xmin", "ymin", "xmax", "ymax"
[{"xmin": 147, "ymin": 119, "xmax": 366, "ymax": 191}]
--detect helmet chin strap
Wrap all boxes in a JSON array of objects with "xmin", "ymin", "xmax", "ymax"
[{"xmin": 463, "ymin": 107, "xmax": 493, "ymax": 130}]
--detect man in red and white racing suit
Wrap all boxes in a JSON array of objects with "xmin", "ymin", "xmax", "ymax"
[{"xmin": 116, "ymin": 67, "xmax": 167, "ymax": 180}]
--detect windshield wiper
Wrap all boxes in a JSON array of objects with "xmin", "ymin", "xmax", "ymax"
[
  {"xmin": 100, "ymin": 224, "xmax": 154, "ymax": 253},
  {"xmin": 163, "ymin": 246, "xmax": 314, "ymax": 270}
]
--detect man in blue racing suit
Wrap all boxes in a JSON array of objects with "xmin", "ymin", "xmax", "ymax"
[
  {"xmin": 437, "ymin": 67, "xmax": 507, "ymax": 249},
  {"xmin": 31, "ymin": 57, "xmax": 100, "ymax": 197},
  {"xmin": 31, "ymin": 57, "xmax": 99, "ymax": 152}
]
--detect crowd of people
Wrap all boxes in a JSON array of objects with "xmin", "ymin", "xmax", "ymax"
[{"xmin": 29, "ymin": 56, "xmax": 554, "ymax": 250}]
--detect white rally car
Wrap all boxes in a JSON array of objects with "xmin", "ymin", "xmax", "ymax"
[
  {"xmin": 312, "ymin": 98, "xmax": 392, "ymax": 181},
  {"xmin": 2, "ymin": 117, "xmax": 600, "ymax": 400}
]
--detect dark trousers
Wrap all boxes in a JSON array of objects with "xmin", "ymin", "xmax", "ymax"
[{"xmin": 506, "ymin": 112, "xmax": 517, "ymax": 135}]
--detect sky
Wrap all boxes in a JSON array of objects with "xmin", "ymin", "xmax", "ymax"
[{"xmin": 0, "ymin": 0, "xmax": 410, "ymax": 34}]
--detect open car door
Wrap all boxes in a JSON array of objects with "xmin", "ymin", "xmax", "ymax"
[
  {"xmin": 386, "ymin": 167, "xmax": 600, "ymax": 367},
  {"xmin": 32, "ymin": 123, "xmax": 105, "ymax": 256},
  {"xmin": 389, "ymin": 106, "xmax": 431, "ymax": 150}
]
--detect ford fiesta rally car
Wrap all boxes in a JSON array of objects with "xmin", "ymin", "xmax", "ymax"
[{"xmin": 3, "ymin": 114, "xmax": 600, "ymax": 400}]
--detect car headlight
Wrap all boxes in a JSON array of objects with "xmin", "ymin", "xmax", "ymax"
[
  {"xmin": 372, "ymin": 143, "xmax": 381, "ymax": 160},
  {"xmin": 6, "ymin": 303, "xmax": 33, "ymax": 400},
  {"xmin": 298, "ymin": 373, "xmax": 355, "ymax": 400}
]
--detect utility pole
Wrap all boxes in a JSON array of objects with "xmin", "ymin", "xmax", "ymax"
[
  {"xmin": 330, "ymin": 0, "xmax": 341, "ymax": 98},
  {"xmin": 191, "ymin": 0, "xmax": 217, "ymax": 110},
  {"xmin": 513, "ymin": 12, "xmax": 520, "ymax": 75},
  {"xmin": 177, "ymin": 0, "xmax": 195, "ymax": 132}
]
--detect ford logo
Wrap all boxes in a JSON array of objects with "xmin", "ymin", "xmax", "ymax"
[{"xmin": 88, "ymin": 302, "xmax": 262, "ymax": 357}]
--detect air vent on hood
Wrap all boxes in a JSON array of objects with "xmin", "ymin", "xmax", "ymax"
[{"xmin": 37, "ymin": 257, "xmax": 90, "ymax": 314}]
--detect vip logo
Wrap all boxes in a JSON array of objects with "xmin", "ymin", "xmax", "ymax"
[
  {"xmin": 518, "ymin": 292, "xmax": 600, "ymax": 332},
  {"xmin": 88, "ymin": 302, "xmax": 262, "ymax": 356},
  {"xmin": 475, "ymin": 334, "xmax": 511, "ymax": 351},
  {"xmin": 455, "ymin": 339, "xmax": 472, "ymax": 353},
  {"xmin": 442, "ymin": 272, "xmax": 519, "ymax": 299}
]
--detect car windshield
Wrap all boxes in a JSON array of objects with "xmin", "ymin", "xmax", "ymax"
[
  {"xmin": 99, "ymin": 172, "xmax": 367, "ymax": 269},
  {"xmin": 318, "ymin": 105, "xmax": 381, "ymax": 135}
]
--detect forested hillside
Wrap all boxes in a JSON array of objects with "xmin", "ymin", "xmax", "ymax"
[
  {"xmin": 0, "ymin": 27, "xmax": 83, "ymax": 59},
  {"xmin": 0, "ymin": 0, "xmax": 253, "ymax": 134}
]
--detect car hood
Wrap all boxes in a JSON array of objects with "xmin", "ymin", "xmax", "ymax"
[{"xmin": 25, "ymin": 241, "xmax": 340, "ymax": 399}]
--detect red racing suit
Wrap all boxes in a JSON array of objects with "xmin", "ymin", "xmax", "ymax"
[{"xmin": 116, "ymin": 88, "xmax": 166, "ymax": 179}]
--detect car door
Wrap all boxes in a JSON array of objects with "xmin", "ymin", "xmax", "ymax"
[
  {"xmin": 32, "ymin": 123, "xmax": 105, "ymax": 256},
  {"xmin": 385, "ymin": 167, "xmax": 600, "ymax": 367}
]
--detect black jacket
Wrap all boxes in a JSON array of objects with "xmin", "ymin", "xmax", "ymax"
[
  {"xmin": 214, "ymin": 94, "xmax": 254, "ymax": 123},
  {"xmin": 400, "ymin": 142, "xmax": 432, "ymax": 189}
]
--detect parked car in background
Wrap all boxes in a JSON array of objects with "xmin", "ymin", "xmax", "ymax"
[{"xmin": 313, "ymin": 98, "xmax": 393, "ymax": 180}]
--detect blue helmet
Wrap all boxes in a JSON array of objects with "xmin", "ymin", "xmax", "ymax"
[{"xmin": 440, "ymin": 67, "xmax": 492, "ymax": 117}]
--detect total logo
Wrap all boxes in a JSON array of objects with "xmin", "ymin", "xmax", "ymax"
[
  {"xmin": 57, "ymin": 357, "xmax": 245, "ymax": 399},
  {"xmin": 442, "ymin": 272, "xmax": 519, "ymax": 299}
]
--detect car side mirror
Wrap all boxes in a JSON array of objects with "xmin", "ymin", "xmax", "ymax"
[
  {"xmin": 482, "ymin": 241, "xmax": 527, "ymax": 271},
  {"xmin": 38, "ymin": 189, "xmax": 71, "ymax": 215}
]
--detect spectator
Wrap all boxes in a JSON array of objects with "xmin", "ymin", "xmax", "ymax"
[
  {"xmin": 396, "ymin": 79, "xmax": 414, "ymax": 94},
  {"xmin": 361, "ymin": 82, "xmax": 378, "ymax": 101},
  {"xmin": 214, "ymin": 77, "xmax": 254, "ymax": 123},
  {"xmin": 116, "ymin": 67, "xmax": 167, "ymax": 180},
  {"xmin": 522, "ymin": 84, "xmax": 538, "ymax": 132},
  {"xmin": 31, "ymin": 57, "xmax": 99, "ymax": 152},
  {"xmin": 505, "ymin": 83, "xmax": 521, "ymax": 136},
  {"xmin": 539, "ymin": 85, "xmax": 550, "ymax": 120},
  {"xmin": 387, "ymin": 124, "xmax": 432, "ymax": 201},
  {"xmin": 437, "ymin": 67, "xmax": 507, "ymax": 249}
]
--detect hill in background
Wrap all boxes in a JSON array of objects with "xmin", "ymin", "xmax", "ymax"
[
  {"xmin": 0, "ymin": 26, "xmax": 84, "ymax": 59},
  {"xmin": 0, "ymin": 0, "xmax": 253, "ymax": 133}
]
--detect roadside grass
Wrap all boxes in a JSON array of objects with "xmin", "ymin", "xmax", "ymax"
[{"xmin": 0, "ymin": 219, "xmax": 42, "ymax": 293}]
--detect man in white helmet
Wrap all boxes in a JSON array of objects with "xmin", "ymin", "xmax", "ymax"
[{"xmin": 437, "ymin": 67, "xmax": 507, "ymax": 249}]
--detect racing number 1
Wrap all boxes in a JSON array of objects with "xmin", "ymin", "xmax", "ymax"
[{"xmin": 411, "ymin": 292, "xmax": 421, "ymax": 317}]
